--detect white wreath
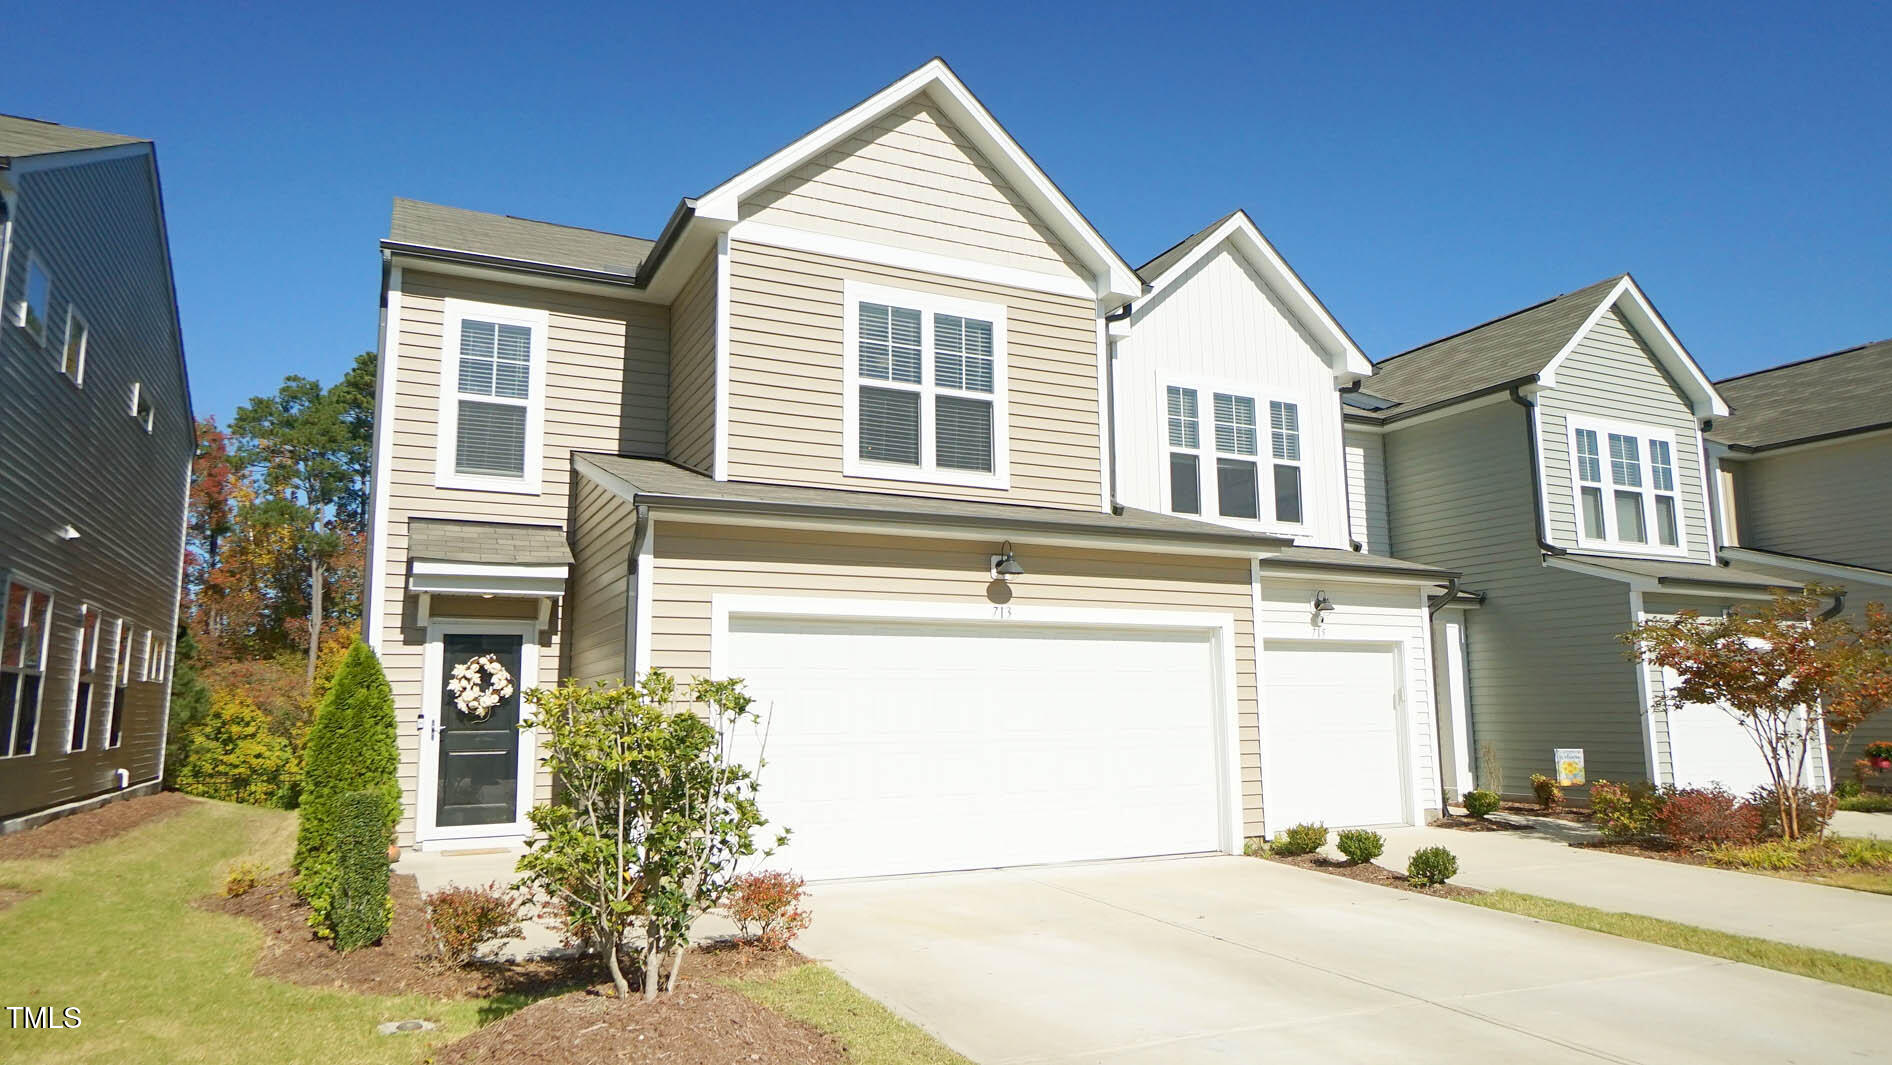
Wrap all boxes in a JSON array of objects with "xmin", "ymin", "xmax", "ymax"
[{"xmin": 447, "ymin": 654, "xmax": 514, "ymax": 721}]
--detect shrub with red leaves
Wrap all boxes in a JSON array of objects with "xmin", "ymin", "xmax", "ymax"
[
  {"xmin": 423, "ymin": 882, "xmax": 524, "ymax": 968},
  {"xmin": 726, "ymin": 871, "xmax": 812, "ymax": 951},
  {"xmin": 1655, "ymin": 786, "xmax": 1763, "ymax": 846}
]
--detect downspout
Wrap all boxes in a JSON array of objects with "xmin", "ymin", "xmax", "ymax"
[
  {"xmin": 1427, "ymin": 577, "xmax": 1460, "ymax": 617},
  {"xmin": 1103, "ymin": 303, "xmax": 1134, "ymax": 515},
  {"xmin": 1819, "ymin": 591, "xmax": 1846, "ymax": 621},
  {"xmin": 1509, "ymin": 385, "xmax": 1567, "ymax": 557},
  {"xmin": 627, "ymin": 505, "xmax": 651, "ymax": 675}
]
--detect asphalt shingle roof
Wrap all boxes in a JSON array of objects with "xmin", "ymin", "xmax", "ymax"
[
  {"xmin": 387, "ymin": 198, "xmax": 654, "ymax": 280},
  {"xmin": 1709, "ymin": 338, "xmax": 1892, "ymax": 451},
  {"xmin": 408, "ymin": 518, "xmax": 573, "ymax": 567},
  {"xmin": 1357, "ymin": 275, "xmax": 1626, "ymax": 415},
  {"xmin": 0, "ymin": 114, "xmax": 145, "ymax": 158},
  {"xmin": 1136, "ymin": 211, "xmax": 1239, "ymax": 283}
]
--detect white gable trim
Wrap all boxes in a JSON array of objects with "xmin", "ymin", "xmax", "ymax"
[
  {"xmin": 1538, "ymin": 276, "xmax": 1730, "ymax": 418},
  {"xmin": 1135, "ymin": 211, "xmax": 1372, "ymax": 380},
  {"xmin": 694, "ymin": 59, "xmax": 1139, "ymax": 306}
]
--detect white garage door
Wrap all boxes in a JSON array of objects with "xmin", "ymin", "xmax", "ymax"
[
  {"xmin": 725, "ymin": 615, "xmax": 1225, "ymax": 880},
  {"xmin": 1263, "ymin": 643, "xmax": 1406, "ymax": 829},
  {"xmin": 1664, "ymin": 667, "xmax": 1797, "ymax": 796}
]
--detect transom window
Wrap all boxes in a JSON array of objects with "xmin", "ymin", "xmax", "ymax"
[
  {"xmin": 17, "ymin": 254, "xmax": 51, "ymax": 342},
  {"xmin": 844, "ymin": 283, "xmax": 1008, "ymax": 489},
  {"xmin": 1570, "ymin": 417, "xmax": 1683, "ymax": 551},
  {"xmin": 1164, "ymin": 384, "xmax": 1303, "ymax": 525},
  {"xmin": 435, "ymin": 300, "xmax": 547, "ymax": 494},
  {"xmin": 1, "ymin": 580, "xmax": 53, "ymax": 758}
]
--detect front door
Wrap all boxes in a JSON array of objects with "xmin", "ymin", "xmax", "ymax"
[{"xmin": 435, "ymin": 632, "xmax": 525, "ymax": 830}]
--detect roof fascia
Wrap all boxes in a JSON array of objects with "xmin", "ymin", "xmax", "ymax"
[
  {"xmin": 382, "ymin": 244, "xmax": 670, "ymax": 303},
  {"xmin": 1718, "ymin": 422, "xmax": 1892, "ymax": 456},
  {"xmin": 1720, "ymin": 546, "xmax": 1892, "ymax": 589},
  {"xmin": 1538, "ymin": 276, "xmax": 1731, "ymax": 418},
  {"xmin": 1, "ymin": 141, "xmax": 152, "ymax": 173}
]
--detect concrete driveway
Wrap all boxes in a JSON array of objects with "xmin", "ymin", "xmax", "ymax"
[{"xmin": 798, "ymin": 856, "xmax": 1883, "ymax": 1064}]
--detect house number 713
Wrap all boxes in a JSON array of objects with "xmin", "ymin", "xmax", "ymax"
[{"xmin": 991, "ymin": 605, "xmax": 1013, "ymax": 619}]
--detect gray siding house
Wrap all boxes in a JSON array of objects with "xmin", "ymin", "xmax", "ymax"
[
  {"xmin": 1348, "ymin": 275, "xmax": 1834, "ymax": 800},
  {"xmin": 0, "ymin": 116, "xmax": 192, "ymax": 831}
]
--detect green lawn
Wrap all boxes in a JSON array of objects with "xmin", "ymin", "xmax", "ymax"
[
  {"xmin": 0, "ymin": 798, "xmax": 963, "ymax": 1065},
  {"xmin": 1463, "ymin": 890, "xmax": 1892, "ymax": 997}
]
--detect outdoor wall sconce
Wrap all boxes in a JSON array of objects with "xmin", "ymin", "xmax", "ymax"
[
  {"xmin": 1312, "ymin": 590, "xmax": 1335, "ymax": 627},
  {"xmin": 55, "ymin": 524, "xmax": 81, "ymax": 541},
  {"xmin": 990, "ymin": 541, "xmax": 1025, "ymax": 582}
]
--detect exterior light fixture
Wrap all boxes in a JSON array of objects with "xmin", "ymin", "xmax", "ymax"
[
  {"xmin": 55, "ymin": 524, "xmax": 81, "ymax": 541},
  {"xmin": 1312, "ymin": 590, "xmax": 1335, "ymax": 626},
  {"xmin": 990, "ymin": 541, "xmax": 1025, "ymax": 581}
]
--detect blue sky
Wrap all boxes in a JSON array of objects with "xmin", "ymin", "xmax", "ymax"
[{"xmin": 6, "ymin": 2, "xmax": 1887, "ymax": 422}]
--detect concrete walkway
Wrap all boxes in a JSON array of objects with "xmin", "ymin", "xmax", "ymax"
[
  {"xmin": 1375, "ymin": 825, "xmax": 1892, "ymax": 963},
  {"xmin": 800, "ymin": 855, "xmax": 1885, "ymax": 1064},
  {"xmin": 1833, "ymin": 810, "xmax": 1892, "ymax": 839}
]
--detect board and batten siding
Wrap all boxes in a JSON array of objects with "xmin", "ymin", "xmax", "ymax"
[
  {"xmin": 1343, "ymin": 427, "xmax": 1389, "ymax": 553},
  {"xmin": 1383, "ymin": 401, "xmax": 1651, "ymax": 794},
  {"xmin": 0, "ymin": 153, "xmax": 191, "ymax": 822},
  {"xmin": 644, "ymin": 520, "xmax": 1266, "ymax": 836},
  {"xmin": 1537, "ymin": 308, "xmax": 1713, "ymax": 562},
  {"xmin": 740, "ymin": 95, "xmax": 1086, "ymax": 281},
  {"xmin": 665, "ymin": 252, "xmax": 716, "ymax": 473},
  {"xmin": 723, "ymin": 240, "xmax": 1103, "ymax": 509},
  {"xmin": 1111, "ymin": 244, "xmax": 1349, "ymax": 548},
  {"xmin": 374, "ymin": 269, "xmax": 667, "ymax": 843},
  {"xmin": 1734, "ymin": 436, "xmax": 1892, "ymax": 572}
]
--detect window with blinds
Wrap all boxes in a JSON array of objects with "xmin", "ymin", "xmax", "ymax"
[
  {"xmin": 1269, "ymin": 401, "xmax": 1302, "ymax": 524},
  {"xmin": 848, "ymin": 287, "xmax": 1005, "ymax": 485},
  {"xmin": 1212, "ymin": 393, "xmax": 1258, "ymax": 519},
  {"xmin": 453, "ymin": 319, "xmax": 532, "ymax": 478},
  {"xmin": 1166, "ymin": 386, "xmax": 1202, "ymax": 514},
  {"xmin": 1570, "ymin": 418, "xmax": 1684, "ymax": 551}
]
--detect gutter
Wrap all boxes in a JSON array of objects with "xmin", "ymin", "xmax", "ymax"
[
  {"xmin": 380, "ymin": 241, "xmax": 640, "ymax": 288},
  {"xmin": 1716, "ymin": 420, "xmax": 1892, "ymax": 455},
  {"xmin": 1509, "ymin": 385, "xmax": 1568, "ymax": 558},
  {"xmin": 1349, "ymin": 375, "xmax": 1539, "ymax": 428}
]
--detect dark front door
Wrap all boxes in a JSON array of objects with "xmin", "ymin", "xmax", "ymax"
[{"xmin": 437, "ymin": 633, "xmax": 524, "ymax": 828}]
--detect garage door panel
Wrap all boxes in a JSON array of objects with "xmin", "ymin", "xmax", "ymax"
[
  {"xmin": 727, "ymin": 616, "xmax": 1222, "ymax": 879},
  {"xmin": 1264, "ymin": 644, "xmax": 1405, "ymax": 830}
]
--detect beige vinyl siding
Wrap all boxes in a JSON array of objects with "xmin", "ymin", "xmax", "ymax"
[
  {"xmin": 741, "ymin": 96, "xmax": 1085, "ymax": 281},
  {"xmin": 0, "ymin": 153, "xmax": 189, "ymax": 821},
  {"xmin": 1384, "ymin": 401, "xmax": 1649, "ymax": 795},
  {"xmin": 1537, "ymin": 308, "xmax": 1712, "ymax": 561},
  {"xmin": 645, "ymin": 520, "xmax": 1265, "ymax": 836},
  {"xmin": 724, "ymin": 240, "xmax": 1102, "ymax": 509},
  {"xmin": 565, "ymin": 476, "xmax": 638, "ymax": 685},
  {"xmin": 1735, "ymin": 436, "xmax": 1892, "ymax": 571},
  {"xmin": 1343, "ymin": 428, "xmax": 1389, "ymax": 553},
  {"xmin": 375, "ymin": 269, "xmax": 665, "ymax": 843},
  {"xmin": 666, "ymin": 252, "xmax": 716, "ymax": 472}
]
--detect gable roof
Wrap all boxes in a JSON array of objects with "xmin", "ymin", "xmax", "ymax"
[
  {"xmin": 1357, "ymin": 274, "xmax": 1728, "ymax": 421},
  {"xmin": 1709, "ymin": 338, "xmax": 1892, "ymax": 451},
  {"xmin": 1134, "ymin": 210, "xmax": 1371, "ymax": 378},
  {"xmin": 0, "ymin": 114, "xmax": 146, "ymax": 160},
  {"xmin": 386, "ymin": 198, "xmax": 654, "ymax": 282}
]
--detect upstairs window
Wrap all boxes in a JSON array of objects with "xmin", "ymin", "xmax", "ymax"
[
  {"xmin": 107, "ymin": 621, "xmax": 130, "ymax": 749},
  {"xmin": 1166, "ymin": 386, "xmax": 1202, "ymax": 515},
  {"xmin": 435, "ymin": 300, "xmax": 547, "ymax": 493},
  {"xmin": 17, "ymin": 254, "xmax": 51, "ymax": 342},
  {"xmin": 1, "ymin": 581, "xmax": 52, "ymax": 757},
  {"xmin": 1270, "ymin": 401, "xmax": 1303, "ymax": 524},
  {"xmin": 68, "ymin": 607, "xmax": 99, "ymax": 752},
  {"xmin": 1570, "ymin": 417, "xmax": 1684, "ymax": 552},
  {"xmin": 1162, "ymin": 383, "xmax": 1307, "ymax": 527},
  {"xmin": 844, "ymin": 283, "xmax": 1008, "ymax": 489},
  {"xmin": 61, "ymin": 307, "xmax": 88, "ymax": 386},
  {"xmin": 130, "ymin": 382, "xmax": 154, "ymax": 432},
  {"xmin": 1213, "ymin": 393, "xmax": 1260, "ymax": 520}
]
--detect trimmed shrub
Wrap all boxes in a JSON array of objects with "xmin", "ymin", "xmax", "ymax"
[
  {"xmin": 294, "ymin": 641, "xmax": 399, "ymax": 936},
  {"xmin": 1407, "ymin": 846, "xmax": 1458, "ymax": 887},
  {"xmin": 1653, "ymin": 786, "xmax": 1762, "ymax": 846},
  {"xmin": 1590, "ymin": 780, "xmax": 1664, "ymax": 839},
  {"xmin": 331, "ymin": 790, "xmax": 392, "ymax": 952},
  {"xmin": 1269, "ymin": 823, "xmax": 1328, "ymax": 857},
  {"xmin": 1335, "ymin": 829, "xmax": 1384, "ymax": 865},
  {"xmin": 222, "ymin": 860, "xmax": 266, "ymax": 898},
  {"xmin": 1839, "ymin": 792, "xmax": 1892, "ymax": 813},
  {"xmin": 1463, "ymin": 789, "xmax": 1501, "ymax": 819},
  {"xmin": 1530, "ymin": 773, "xmax": 1563, "ymax": 810},
  {"xmin": 173, "ymin": 690, "xmax": 294, "ymax": 807},
  {"xmin": 424, "ymin": 882, "xmax": 523, "ymax": 968},
  {"xmin": 727, "ymin": 871, "xmax": 813, "ymax": 950},
  {"xmin": 1747, "ymin": 785, "xmax": 1835, "ymax": 841},
  {"xmin": 1835, "ymin": 778, "xmax": 1864, "ymax": 799}
]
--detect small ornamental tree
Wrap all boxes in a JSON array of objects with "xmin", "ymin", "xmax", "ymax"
[
  {"xmin": 1624, "ymin": 586, "xmax": 1892, "ymax": 840},
  {"xmin": 174, "ymin": 689, "xmax": 293, "ymax": 806},
  {"xmin": 294, "ymin": 641, "xmax": 399, "ymax": 934},
  {"xmin": 515, "ymin": 672, "xmax": 778, "ymax": 1000}
]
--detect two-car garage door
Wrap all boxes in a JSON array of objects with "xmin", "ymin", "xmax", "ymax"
[{"xmin": 726, "ymin": 614, "xmax": 1226, "ymax": 880}]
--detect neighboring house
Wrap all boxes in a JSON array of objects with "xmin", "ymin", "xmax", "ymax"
[
  {"xmin": 1348, "ymin": 274, "xmax": 1833, "ymax": 800},
  {"xmin": 0, "ymin": 116, "xmax": 192, "ymax": 831},
  {"xmin": 366, "ymin": 60, "xmax": 1457, "ymax": 878},
  {"xmin": 1707, "ymin": 339, "xmax": 1892, "ymax": 759}
]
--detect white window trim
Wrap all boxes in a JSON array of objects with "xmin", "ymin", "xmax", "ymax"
[
  {"xmin": 129, "ymin": 381, "xmax": 154, "ymax": 432},
  {"xmin": 1156, "ymin": 375, "xmax": 1307, "ymax": 535},
  {"xmin": 432, "ymin": 297, "xmax": 549, "ymax": 495},
  {"xmin": 106, "ymin": 618, "xmax": 129, "ymax": 750},
  {"xmin": 1, "ymin": 575, "xmax": 53, "ymax": 758},
  {"xmin": 1267, "ymin": 398, "xmax": 1306, "ymax": 527},
  {"xmin": 841, "ymin": 280, "xmax": 1010, "ymax": 491},
  {"xmin": 138, "ymin": 628, "xmax": 153, "ymax": 683},
  {"xmin": 67, "ymin": 605, "xmax": 99, "ymax": 753},
  {"xmin": 60, "ymin": 304, "xmax": 87, "ymax": 387},
  {"xmin": 1565, "ymin": 414, "xmax": 1689, "ymax": 557},
  {"xmin": 16, "ymin": 251, "xmax": 51, "ymax": 342}
]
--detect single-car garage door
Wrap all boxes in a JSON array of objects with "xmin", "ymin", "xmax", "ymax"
[
  {"xmin": 725, "ymin": 614, "xmax": 1226, "ymax": 879},
  {"xmin": 1263, "ymin": 642, "xmax": 1406, "ymax": 830}
]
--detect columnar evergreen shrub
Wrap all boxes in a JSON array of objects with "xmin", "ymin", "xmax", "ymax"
[
  {"xmin": 293, "ymin": 641, "xmax": 399, "ymax": 938},
  {"xmin": 1463, "ymin": 789, "xmax": 1501, "ymax": 818},
  {"xmin": 1268, "ymin": 823, "xmax": 1328, "ymax": 857},
  {"xmin": 1335, "ymin": 829, "xmax": 1384, "ymax": 865},
  {"xmin": 1406, "ymin": 846, "xmax": 1458, "ymax": 887},
  {"xmin": 332, "ymin": 790, "xmax": 392, "ymax": 952}
]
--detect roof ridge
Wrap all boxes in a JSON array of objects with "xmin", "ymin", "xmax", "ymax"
[
  {"xmin": 393, "ymin": 197, "xmax": 652, "ymax": 244},
  {"xmin": 1715, "ymin": 336, "xmax": 1892, "ymax": 385},
  {"xmin": 1136, "ymin": 209, "xmax": 1241, "ymax": 274},
  {"xmin": 1375, "ymin": 274, "xmax": 1625, "ymax": 365}
]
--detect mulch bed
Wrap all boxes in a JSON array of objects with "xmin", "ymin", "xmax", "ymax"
[
  {"xmin": 1431, "ymin": 802, "xmax": 1594, "ymax": 833},
  {"xmin": 1574, "ymin": 838, "xmax": 1713, "ymax": 866},
  {"xmin": 0, "ymin": 791, "xmax": 198, "ymax": 861},
  {"xmin": 1264, "ymin": 853, "xmax": 1484, "ymax": 899}
]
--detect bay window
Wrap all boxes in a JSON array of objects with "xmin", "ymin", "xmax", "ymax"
[{"xmin": 1569, "ymin": 416, "xmax": 1684, "ymax": 551}]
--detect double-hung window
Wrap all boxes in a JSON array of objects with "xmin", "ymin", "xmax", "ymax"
[
  {"xmin": 17, "ymin": 253, "xmax": 51, "ymax": 342},
  {"xmin": 1, "ymin": 580, "xmax": 52, "ymax": 757},
  {"xmin": 68, "ymin": 606, "xmax": 99, "ymax": 752},
  {"xmin": 61, "ymin": 306, "xmax": 88, "ymax": 386},
  {"xmin": 1213, "ymin": 393, "xmax": 1261, "ymax": 519},
  {"xmin": 1570, "ymin": 417, "xmax": 1684, "ymax": 551},
  {"xmin": 1166, "ymin": 386, "xmax": 1203, "ymax": 514},
  {"xmin": 107, "ymin": 620, "xmax": 130, "ymax": 749},
  {"xmin": 1163, "ymin": 384, "xmax": 1305, "ymax": 526},
  {"xmin": 435, "ymin": 300, "xmax": 548, "ymax": 493},
  {"xmin": 844, "ymin": 283, "xmax": 1007, "ymax": 488},
  {"xmin": 1269, "ymin": 401, "xmax": 1303, "ymax": 524}
]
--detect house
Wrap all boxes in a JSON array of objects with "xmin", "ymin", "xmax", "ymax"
[
  {"xmin": 1707, "ymin": 339, "xmax": 1892, "ymax": 760},
  {"xmin": 0, "ymin": 116, "xmax": 192, "ymax": 831},
  {"xmin": 364, "ymin": 60, "xmax": 1457, "ymax": 878},
  {"xmin": 1348, "ymin": 274, "xmax": 1834, "ymax": 801}
]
